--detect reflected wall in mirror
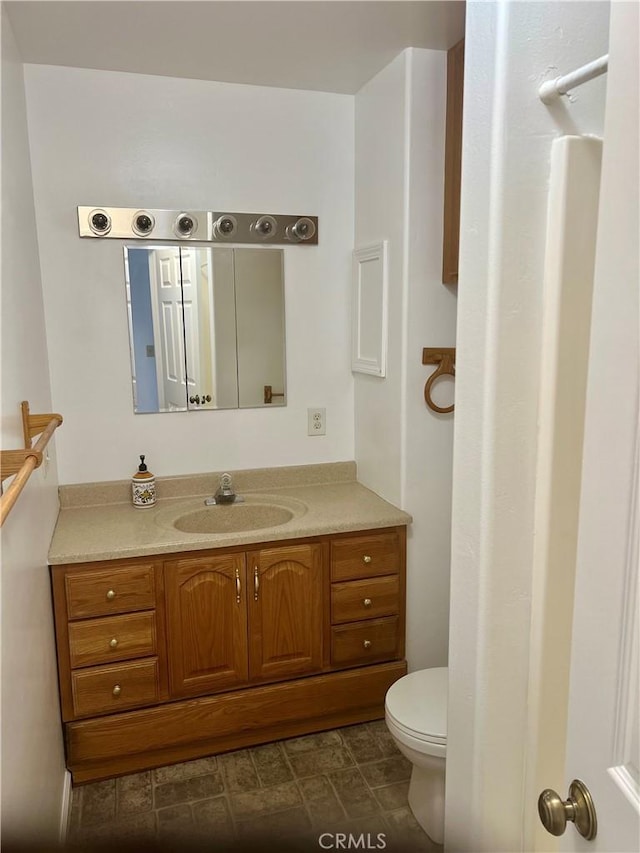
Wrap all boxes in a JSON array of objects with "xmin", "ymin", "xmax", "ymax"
[{"xmin": 125, "ymin": 246, "xmax": 286, "ymax": 413}]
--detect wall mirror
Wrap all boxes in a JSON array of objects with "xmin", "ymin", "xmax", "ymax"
[{"xmin": 124, "ymin": 246, "xmax": 286, "ymax": 413}]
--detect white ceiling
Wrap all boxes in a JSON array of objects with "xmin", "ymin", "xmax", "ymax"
[{"xmin": 5, "ymin": 1, "xmax": 465, "ymax": 94}]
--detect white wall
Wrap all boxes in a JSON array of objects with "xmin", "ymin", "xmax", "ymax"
[
  {"xmin": 0, "ymin": 8, "xmax": 67, "ymax": 843},
  {"xmin": 354, "ymin": 48, "xmax": 456, "ymax": 671},
  {"xmin": 446, "ymin": 2, "xmax": 609, "ymax": 850},
  {"xmin": 354, "ymin": 51, "xmax": 407, "ymax": 507},
  {"xmin": 23, "ymin": 65, "xmax": 355, "ymax": 484}
]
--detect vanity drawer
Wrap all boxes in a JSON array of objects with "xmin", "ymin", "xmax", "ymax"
[
  {"xmin": 331, "ymin": 616, "xmax": 400, "ymax": 667},
  {"xmin": 68, "ymin": 611, "xmax": 157, "ymax": 669},
  {"xmin": 65, "ymin": 564, "xmax": 156, "ymax": 620},
  {"xmin": 331, "ymin": 532, "xmax": 400, "ymax": 582},
  {"xmin": 331, "ymin": 575, "xmax": 399, "ymax": 625},
  {"xmin": 71, "ymin": 658, "xmax": 160, "ymax": 718}
]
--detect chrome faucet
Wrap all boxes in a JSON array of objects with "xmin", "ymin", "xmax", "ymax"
[{"xmin": 204, "ymin": 473, "xmax": 244, "ymax": 506}]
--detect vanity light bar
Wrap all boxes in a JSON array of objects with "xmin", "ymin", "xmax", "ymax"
[{"xmin": 77, "ymin": 207, "xmax": 318, "ymax": 245}]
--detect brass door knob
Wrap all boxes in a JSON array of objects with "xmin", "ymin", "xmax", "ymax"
[
  {"xmin": 363, "ymin": 598, "xmax": 372, "ymax": 608},
  {"xmin": 112, "ymin": 685, "xmax": 122, "ymax": 697},
  {"xmin": 106, "ymin": 589, "xmax": 116, "ymax": 600},
  {"xmin": 109, "ymin": 638, "xmax": 118, "ymax": 648},
  {"xmin": 363, "ymin": 555, "xmax": 372, "ymax": 564},
  {"xmin": 538, "ymin": 780, "xmax": 597, "ymax": 840},
  {"xmin": 363, "ymin": 640, "xmax": 372, "ymax": 649}
]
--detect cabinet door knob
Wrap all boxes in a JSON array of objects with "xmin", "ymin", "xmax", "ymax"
[
  {"xmin": 106, "ymin": 589, "xmax": 116, "ymax": 600},
  {"xmin": 112, "ymin": 685, "xmax": 122, "ymax": 697},
  {"xmin": 235, "ymin": 567, "xmax": 241, "ymax": 604},
  {"xmin": 363, "ymin": 598, "xmax": 372, "ymax": 608},
  {"xmin": 363, "ymin": 640, "xmax": 372, "ymax": 649},
  {"xmin": 254, "ymin": 566, "xmax": 260, "ymax": 601},
  {"xmin": 109, "ymin": 638, "xmax": 118, "ymax": 648},
  {"xmin": 363, "ymin": 555, "xmax": 372, "ymax": 564}
]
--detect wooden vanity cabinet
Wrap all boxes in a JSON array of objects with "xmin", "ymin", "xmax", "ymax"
[{"xmin": 51, "ymin": 527, "xmax": 406, "ymax": 783}]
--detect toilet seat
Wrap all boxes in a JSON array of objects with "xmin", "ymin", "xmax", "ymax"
[{"xmin": 385, "ymin": 667, "xmax": 447, "ymax": 750}]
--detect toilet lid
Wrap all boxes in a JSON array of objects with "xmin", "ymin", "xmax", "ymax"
[{"xmin": 385, "ymin": 667, "xmax": 447, "ymax": 744}]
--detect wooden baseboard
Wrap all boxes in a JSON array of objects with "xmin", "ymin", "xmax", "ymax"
[{"xmin": 67, "ymin": 660, "xmax": 406, "ymax": 783}]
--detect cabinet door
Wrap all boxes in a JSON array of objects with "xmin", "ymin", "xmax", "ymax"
[
  {"xmin": 248, "ymin": 544, "xmax": 323, "ymax": 682},
  {"xmin": 165, "ymin": 553, "xmax": 248, "ymax": 697}
]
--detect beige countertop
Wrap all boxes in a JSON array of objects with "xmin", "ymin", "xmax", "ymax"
[{"xmin": 49, "ymin": 463, "xmax": 412, "ymax": 565}]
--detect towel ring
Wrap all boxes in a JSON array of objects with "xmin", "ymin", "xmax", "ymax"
[{"xmin": 422, "ymin": 348, "xmax": 456, "ymax": 414}]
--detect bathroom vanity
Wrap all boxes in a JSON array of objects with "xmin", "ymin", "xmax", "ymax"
[{"xmin": 48, "ymin": 465, "xmax": 410, "ymax": 783}]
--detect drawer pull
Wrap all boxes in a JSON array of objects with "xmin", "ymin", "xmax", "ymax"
[
  {"xmin": 363, "ymin": 555, "xmax": 372, "ymax": 564},
  {"xmin": 254, "ymin": 566, "xmax": 260, "ymax": 601},
  {"xmin": 235, "ymin": 567, "xmax": 241, "ymax": 604},
  {"xmin": 363, "ymin": 598, "xmax": 372, "ymax": 608},
  {"xmin": 109, "ymin": 638, "xmax": 118, "ymax": 649},
  {"xmin": 363, "ymin": 640, "xmax": 372, "ymax": 649},
  {"xmin": 106, "ymin": 589, "xmax": 116, "ymax": 601},
  {"xmin": 112, "ymin": 684, "xmax": 122, "ymax": 697}
]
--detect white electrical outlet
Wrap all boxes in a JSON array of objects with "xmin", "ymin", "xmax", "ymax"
[{"xmin": 307, "ymin": 408, "xmax": 326, "ymax": 436}]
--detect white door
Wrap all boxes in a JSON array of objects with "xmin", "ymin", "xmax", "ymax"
[
  {"xmin": 149, "ymin": 247, "xmax": 187, "ymax": 411},
  {"xmin": 552, "ymin": 4, "xmax": 639, "ymax": 850},
  {"xmin": 178, "ymin": 247, "xmax": 204, "ymax": 410}
]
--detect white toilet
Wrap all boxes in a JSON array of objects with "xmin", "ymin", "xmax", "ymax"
[{"xmin": 385, "ymin": 667, "xmax": 447, "ymax": 844}]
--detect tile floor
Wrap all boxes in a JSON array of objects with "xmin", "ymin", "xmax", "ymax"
[{"xmin": 68, "ymin": 721, "xmax": 441, "ymax": 852}]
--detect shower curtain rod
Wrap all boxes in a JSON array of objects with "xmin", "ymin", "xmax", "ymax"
[{"xmin": 538, "ymin": 54, "xmax": 609, "ymax": 103}]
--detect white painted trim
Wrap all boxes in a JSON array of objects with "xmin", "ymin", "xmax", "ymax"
[
  {"xmin": 351, "ymin": 241, "xmax": 388, "ymax": 377},
  {"xmin": 611, "ymin": 417, "xmax": 640, "ymax": 801},
  {"xmin": 399, "ymin": 50, "xmax": 412, "ymax": 507},
  {"xmin": 58, "ymin": 770, "xmax": 72, "ymax": 844}
]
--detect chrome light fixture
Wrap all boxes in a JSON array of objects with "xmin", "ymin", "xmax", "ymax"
[
  {"xmin": 88, "ymin": 209, "xmax": 112, "ymax": 236},
  {"xmin": 212, "ymin": 214, "xmax": 238, "ymax": 240},
  {"xmin": 78, "ymin": 207, "xmax": 317, "ymax": 244}
]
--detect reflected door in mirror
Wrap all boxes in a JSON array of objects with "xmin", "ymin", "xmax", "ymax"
[{"xmin": 125, "ymin": 246, "xmax": 286, "ymax": 413}]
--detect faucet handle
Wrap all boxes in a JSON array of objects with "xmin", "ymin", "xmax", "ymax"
[{"xmin": 220, "ymin": 472, "xmax": 233, "ymax": 490}]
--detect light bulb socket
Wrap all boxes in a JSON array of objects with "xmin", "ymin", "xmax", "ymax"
[
  {"xmin": 174, "ymin": 213, "xmax": 197, "ymax": 238},
  {"xmin": 212, "ymin": 215, "xmax": 238, "ymax": 240},
  {"xmin": 286, "ymin": 217, "xmax": 316, "ymax": 242},
  {"xmin": 88, "ymin": 209, "xmax": 112, "ymax": 236},
  {"xmin": 132, "ymin": 211, "xmax": 155, "ymax": 236},
  {"xmin": 251, "ymin": 215, "xmax": 278, "ymax": 239}
]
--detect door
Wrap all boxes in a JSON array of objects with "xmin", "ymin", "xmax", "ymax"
[
  {"xmin": 149, "ymin": 247, "xmax": 188, "ymax": 410},
  {"xmin": 179, "ymin": 247, "xmax": 212, "ymax": 410},
  {"xmin": 541, "ymin": 5, "xmax": 639, "ymax": 850},
  {"xmin": 164, "ymin": 553, "xmax": 249, "ymax": 698},
  {"xmin": 248, "ymin": 544, "xmax": 323, "ymax": 682}
]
